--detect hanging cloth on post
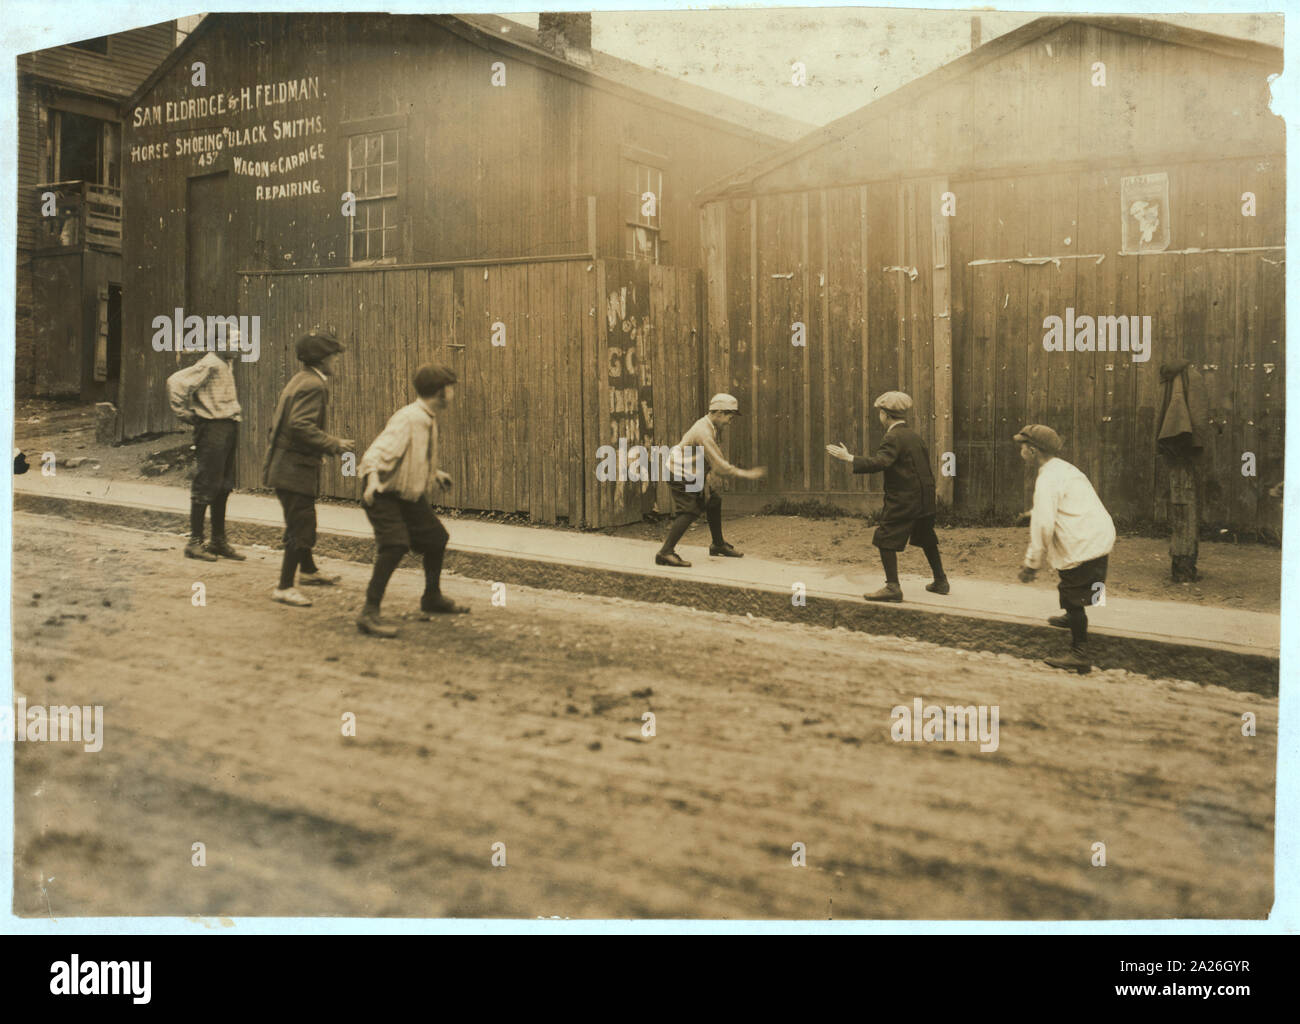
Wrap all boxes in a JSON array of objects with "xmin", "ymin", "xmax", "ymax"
[{"xmin": 1157, "ymin": 360, "xmax": 1208, "ymax": 460}]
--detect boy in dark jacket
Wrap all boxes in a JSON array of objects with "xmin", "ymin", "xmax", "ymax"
[
  {"xmin": 262, "ymin": 327, "xmax": 355, "ymax": 607},
  {"xmin": 826, "ymin": 391, "xmax": 948, "ymax": 602}
]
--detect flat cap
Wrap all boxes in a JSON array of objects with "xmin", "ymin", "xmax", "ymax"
[
  {"xmin": 414, "ymin": 363, "xmax": 457, "ymax": 397},
  {"xmin": 873, "ymin": 391, "xmax": 913, "ymax": 415},
  {"xmin": 1012, "ymin": 424, "xmax": 1062, "ymax": 454},
  {"xmin": 296, "ymin": 326, "xmax": 344, "ymax": 365},
  {"xmin": 708, "ymin": 393, "xmax": 740, "ymax": 413}
]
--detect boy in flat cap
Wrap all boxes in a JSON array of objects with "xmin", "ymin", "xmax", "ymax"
[
  {"xmin": 166, "ymin": 323, "xmax": 245, "ymax": 562},
  {"xmin": 1014, "ymin": 424, "xmax": 1116, "ymax": 674},
  {"xmin": 355, "ymin": 364, "xmax": 469, "ymax": 637},
  {"xmin": 656, "ymin": 393, "xmax": 767, "ymax": 568},
  {"xmin": 262, "ymin": 327, "xmax": 356, "ymax": 607},
  {"xmin": 826, "ymin": 391, "xmax": 948, "ymax": 602}
]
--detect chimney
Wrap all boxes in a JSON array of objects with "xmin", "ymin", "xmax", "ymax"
[
  {"xmin": 538, "ymin": 12, "xmax": 593, "ymax": 68},
  {"xmin": 970, "ymin": 16, "xmax": 982, "ymax": 51}
]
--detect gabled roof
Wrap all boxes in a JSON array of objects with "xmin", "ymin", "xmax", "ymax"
[
  {"xmin": 696, "ymin": 15, "xmax": 1284, "ymax": 201},
  {"xmin": 123, "ymin": 12, "xmax": 812, "ymax": 145},
  {"xmin": 447, "ymin": 14, "xmax": 811, "ymax": 143}
]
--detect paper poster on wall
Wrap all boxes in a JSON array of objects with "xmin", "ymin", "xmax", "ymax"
[{"xmin": 1121, "ymin": 172, "xmax": 1171, "ymax": 253}]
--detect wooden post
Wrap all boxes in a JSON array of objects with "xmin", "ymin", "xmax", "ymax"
[
  {"xmin": 859, "ymin": 185, "xmax": 870, "ymax": 463},
  {"xmin": 801, "ymin": 193, "xmax": 811, "ymax": 491},
  {"xmin": 586, "ymin": 195, "xmax": 597, "ymax": 257},
  {"xmin": 930, "ymin": 178, "xmax": 954, "ymax": 507},
  {"xmin": 701, "ymin": 201, "xmax": 728, "ymax": 398},
  {"xmin": 749, "ymin": 198, "xmax": 759, "ymax": 468},
  {"xmin": 1168, "ymin": 460, "xmax": 1199, "ymax": 580}
]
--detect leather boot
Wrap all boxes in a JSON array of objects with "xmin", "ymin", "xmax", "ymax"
[
  {"xmin": 207, "ymin": 536, "xmax": 246, "ymax": 560},
  {"xmin": 925, "ymin": 577, "xmax": 950, "ymax": 595},
  {"xmin": 1047, "ymin": 614, "xmax": 1070, "ymax": 629},
  {"xmin": 1044, "ymin": 644, "xmax": 1092, "ymax": 674},
  {"xmin": 656, "ymin": 551, "xmax": 691, "ymax": 567},
  {"xmin": 185, "ymin": 537, "xmax": 217, "ymax": 562},
  {"xmin": 420, "ymin": 593, "xmax": 470, "ymax": 617},
  {"xmin": 357, "ymin": 603, "xmax": 398, "ymax": 637},
  {"xmin": 709, "ymin": 542, "xmax": 743, "ymax": 557},
  {"xmin": 864, "ymin": 582, "xmax": 903, "ymax": 603}
]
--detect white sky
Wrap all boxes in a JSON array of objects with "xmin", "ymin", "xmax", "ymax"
[{"xmin": 505, "ymin": 9, "xmax": 1283, "ymax": 126}]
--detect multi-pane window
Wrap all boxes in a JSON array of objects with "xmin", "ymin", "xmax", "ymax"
[
  {"xmin": 348, "ymin": 129, "xmax": 399, "ymax": 263},
  {"xmin": 623, "ymin": 160, "xmax": 662, "ymax": 263}
]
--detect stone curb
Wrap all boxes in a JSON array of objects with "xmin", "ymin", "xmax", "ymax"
[{"xmin": 15, "ymin": 491, "xmax": 1278, "ymax": 696}]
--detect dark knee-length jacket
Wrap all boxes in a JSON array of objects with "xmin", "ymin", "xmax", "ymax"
[
  {"xmin": 852, "ymin": 423, "xmax": 937, "ymax": 522},
  {"xmin": 262, "ymin": 369, "xmax": 348, "ymax": 496}
]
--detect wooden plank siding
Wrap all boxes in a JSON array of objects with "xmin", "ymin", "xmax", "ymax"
[
  {"xmin": 702, "ymin": 151, "xmax": 1283, "ymax": 526},
  {"xmin": 696, "ymin": 19, "xmax": 1282, "ymax": 529},
  {"xmin": 228, "ymin": 259, "xmax": 700, "ymax": 528},
  {"xmin": 17, "ymin": 22, "xmax": 178, "ymax": 396},
  {"xmin": 117, "ymin": 6, "xmax": 783, "ymax": 493}
]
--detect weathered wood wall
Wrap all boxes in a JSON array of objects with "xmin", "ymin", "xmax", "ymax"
[
  {"xmin": 230, "ymin": 258, "xmax": 701, "ymax": 528},
  {"xmin": 121, "ymin": 12, "xmax": 779, "ymax": 439},
  {"xmin": 701, "ymin": 182, "xmax": 950, "ymax": 509},
  {"xmin": 698, "ymin": 20, "xmax": 1285, "ymax": 529},
  {"xmin": 594, "ymin": 259, "xmax": 705, "ymax": 526},
  {"xmin": 30, "ymin": 248, "xmax": 122, "ymax": 399},
  {"xmin": 16, "ymin": 21, "xmax": 177, "ymax": 397},
  {"xmin": 950, "ymin": 157, "xmax": 1284, "ymax": 527},
  {"xmin": 744, "ymin": 22, "xmax": 1282, "ymax": 194}
]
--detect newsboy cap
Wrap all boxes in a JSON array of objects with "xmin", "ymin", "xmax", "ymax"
[
  {"xmin": 414, "ymin": 363, "xmax": 457, "ymax": 397},
  {"xmin": 1012, "ymin": 424, "xmax": 1062, "ymax": 454},
  {"xmin": 873, "ymin": 391, "xmax": 913, "ymax": 415},
  {"xmin": 709, "ymin": 393, "xmax": 741, "ymax": 413},
  {"xmin": 295, "ymin": 326, "xmax": 344, "ymax": 365}
]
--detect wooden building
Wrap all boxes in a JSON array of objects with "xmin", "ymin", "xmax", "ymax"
[
  {"xmin": 17, "ymin": 21, "xmax": 179, "ymax": 399},
  {"xmin": 118, "ymin": 12, "xmax": 806, "ymax": 526},
  {"xmin": 696, "ymin": 16, "xmax": 1284, "ymax": 531}
]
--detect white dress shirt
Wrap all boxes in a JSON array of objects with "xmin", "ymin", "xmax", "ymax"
[{"xmin": 1025, "ymin": 457, "xmax": 1116, "ymax": 570}]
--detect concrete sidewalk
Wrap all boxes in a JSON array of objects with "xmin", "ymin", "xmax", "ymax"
[{"xmin": 12, "ymin": 472, "xmax": 1280, "ymax": 690}]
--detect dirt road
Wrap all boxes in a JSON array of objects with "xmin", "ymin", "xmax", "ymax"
[{"xmin": 11, "ymin": 513, "xmax": 1274, "ymax": 919}]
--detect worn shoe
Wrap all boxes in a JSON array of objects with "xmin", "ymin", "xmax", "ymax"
[
  {"xmin": 709, "ymin": 542, "xmax": 744, "ymax": 557},
  {"xmin": 299, "ymin": 570, "xmax": 341, "ymax": 586},
  {"xmin": 864, "ymin": 583, "xmax": 904, "ymax": 603},
  {"xmin": 1044, "ymin": 647, "xmax": 1092, "ymax": 674},
  {"xmin": 1047, "ymin": 614, "xmax": 1071, "ymax": 629},
  {"xmin": 925, "ymin": 578, "xmax": 950, "ymax": 595},
  {"xmin": 420, "ymin": 593, "xmax": 470, "ymax": 617},
  {"xmin": 185, "ymin": 538, "xmax": 218, "ymax": 562},
  {"xmin": 271, "ymin": 587, "xmax": 312, "ymax": 607},
  {"xmin": 656, "ymin": 552, "xmax": 691, "ymax": 568},
  {"xmin": 206, "ymin": 537, "xmax": 246, "ymax": 561},
  {"xmin": 357, "ymin": 605, "xmax": 398, "ymax": 637}
]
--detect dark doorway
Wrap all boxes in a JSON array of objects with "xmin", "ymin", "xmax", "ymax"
[{"xmin": 186, "ymin": 172, "xmax": 235, "ymax": 318}]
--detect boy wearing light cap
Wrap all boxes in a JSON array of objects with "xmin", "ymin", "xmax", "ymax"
[
  {"xmin": 1013, "ymin": 424, "xmax": 1116, "ymax": 674},
  {"xmin": 655, "ymin": 393, "xmax": 767, "ymax": 568},
  {"xmin": 826, "ymin": 391, "xmax": 948, "ymax": 601},
  {"xmin": 355, "ymin": 363, "xmax": 468, "ymax": 638},
  {"xmin": 262, "ymin": 327, "xmax": 356, "ymax": 607}
]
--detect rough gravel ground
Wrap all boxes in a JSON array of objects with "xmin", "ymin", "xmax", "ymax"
[
  {"xmin": 608, "ymin": 513, "xmax": 1283, "ymax": 613},
  {"xmin": 11, "ymin": 513, "xmax": 1275, "ymax": 919}
]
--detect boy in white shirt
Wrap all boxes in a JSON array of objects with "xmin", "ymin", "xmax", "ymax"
[{"xmin": 1014, "ymin": 424, "xmax": 1116, "ymax": 674}]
